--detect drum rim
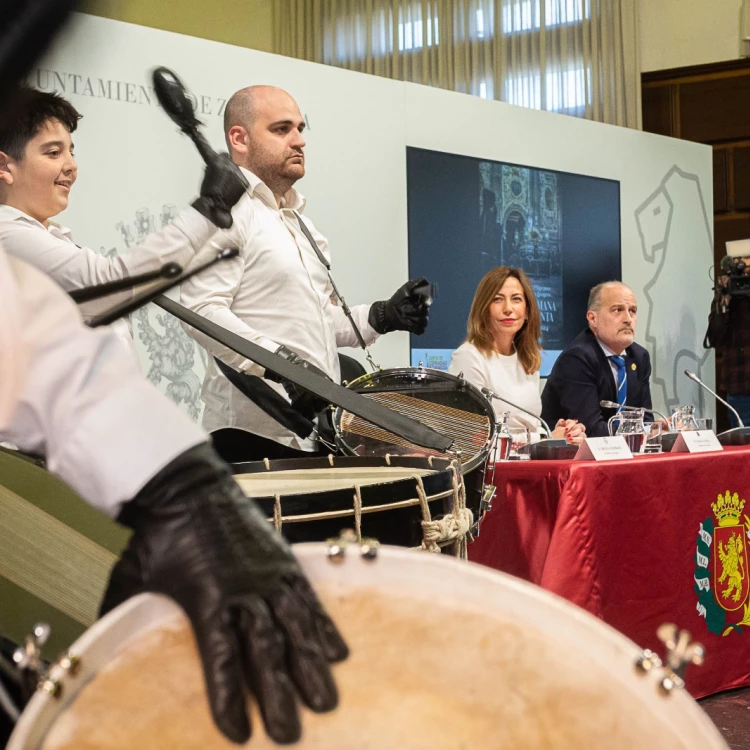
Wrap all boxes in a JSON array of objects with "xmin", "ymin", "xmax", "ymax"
[
  {"xmin": 332, "ymin": 366, "xmax": 496, "ymax": 473},
  {"xmin": 232, "ymin": 457, "xmax": 458, "ymax": 514},
  {"xmin": 229, "ymin": 453, "xmax": 455, "ymax": 476},
  {"xmin": 9, "ymin": 545, "xmax": 729, "ymax": 750}
]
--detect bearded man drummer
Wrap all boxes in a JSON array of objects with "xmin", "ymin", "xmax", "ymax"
[{"xmin": 180, "ymin": 85, "xmax": 432, "ymax": 463}]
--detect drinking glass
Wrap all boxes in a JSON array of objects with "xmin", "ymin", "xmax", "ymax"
[
  {"xmin": 507, "ymin": 426, "xmax": 531, "ymax": 460},
  {"xmin": 642, "ymin": 422, "xmax": 663, "ymax": 454},
  {"xmin": 696, "ymin": 417, "xmax": 714, "ymax": 432}
]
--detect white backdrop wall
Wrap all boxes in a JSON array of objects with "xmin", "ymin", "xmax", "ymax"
[{"xmin": 34, "ymin": 13, "xmax": 714, "ymax": 421}]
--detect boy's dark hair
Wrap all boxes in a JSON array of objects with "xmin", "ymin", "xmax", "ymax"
[{"xmin": 0, "ymin": 86, "xmax": 81, "ymax": 160}]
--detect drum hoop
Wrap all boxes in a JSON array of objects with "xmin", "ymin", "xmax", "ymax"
[
  {"xmin": 233, "ymin": 457, "xmax": 459, "ymax": 514},
  {"xmin": 230, "ymin": 453, "xmax": 454, "ymax": 476},
  {"xmin": 332, "ymin": 367, "xmax": 496, "ymax": 472}
]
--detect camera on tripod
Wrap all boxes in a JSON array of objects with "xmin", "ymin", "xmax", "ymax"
[{"xmin": 719, "ymin": 239, "xmax": 750, "ymax": 297}]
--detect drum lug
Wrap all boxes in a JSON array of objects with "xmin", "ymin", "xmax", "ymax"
[
  {"xmin": 12, "ymin": 623, "xmax": 82, "ymax": 701},
  {"xmin": 327, "ymin": 529, "xmax": 380, "ymax": 563},
  {"xmin": 57, "ymin": 652, "xmax": 81, "ymax": 677},
  {"xmin": 39, "ymin": 677, "xmax": 62, "ymax": 698},
  {"xmin": 13, "ymin": 622, "xmax": 50, "ymax": 682},
  {"xmin": 655, "ymin": 623, "xmax": 704, "ymax": 693},
  {"xmin": 473, "ymin": 485, "xmax": 496, "ymax": 538},
  {"xmin": 634, "ymin": 648, "xmax": 662, "ymax": 674}
]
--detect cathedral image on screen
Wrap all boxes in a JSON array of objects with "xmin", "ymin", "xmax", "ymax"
[
  {"xmin": 479, "ymin": 163, "xmax": 564, "ymax": 350},
  {"xmin": 406, "ymin": 147, "xmax": 620, "ymax": 376}
]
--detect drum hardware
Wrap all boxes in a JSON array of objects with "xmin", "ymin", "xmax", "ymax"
[
  {"xmin": 633, "ymin": 624, "xmax": 704, "ymax": 693},
  {"xmin": 326, "ymin": 529, "xmax": 380, "ymax": 563},
  {"xmin": 479, "ymin": 485, "xmax": 496, "ymax": 517},
  {"xmin": 656, "ymin": 623, "xmax": 705, "ymax": 693},
  {"xmin": 634, "ymin": 649, "xmax": 662, "ymax": 674},
  {"xmin": 11, "ymin": 624, "xmax": 81, "ymax": 702}
]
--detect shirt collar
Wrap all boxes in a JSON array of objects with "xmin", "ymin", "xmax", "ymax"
[
  {"xmin": 240, "ymin": 167, "xmax": 306, "ymax": 213},
  {"xmin": 596, "ymin": 337, "xmax": 625, "ymax": 359},
  {"xmin": 0, "ymin": 204, "xmax": 73, "ymax": 239}
]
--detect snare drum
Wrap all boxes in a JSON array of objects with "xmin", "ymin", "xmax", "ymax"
[
  {"xmin": 332, "ymin": 367, "xmax": 496, "ymax": 529},
  {"xmin": 231, "ymin": 455, "xmax": 470, "ymax": 554},
  {"xmin": 10, "ymin": 545, "xmax": 727, "ymax": 750}
]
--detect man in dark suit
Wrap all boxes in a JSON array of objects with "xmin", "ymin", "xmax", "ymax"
[{"xmin": 542, "ymin": 281, "xmax": 653, "ymax": 437}]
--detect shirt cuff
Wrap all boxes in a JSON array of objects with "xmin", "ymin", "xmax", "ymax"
[{"xmin": 51, "ymin": 379, "xmax": 207, "ymax": 517}]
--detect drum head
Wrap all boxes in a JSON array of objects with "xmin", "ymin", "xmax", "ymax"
[
  {"xmin": 11, "ymin": 546, "xmax": 726, "ymax": 750},
  {"xmin": 333, "ymin": 368, "xmax": 495, "ymax": 472}
]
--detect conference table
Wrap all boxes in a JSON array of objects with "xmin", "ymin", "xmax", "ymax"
[{"xmin": 468, "ymin": 445, "xmax": 750, "ymax": 699}]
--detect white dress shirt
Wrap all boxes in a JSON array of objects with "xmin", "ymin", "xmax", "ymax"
[
  {"xmin": 0, "ymin": 245, "xmax": 206, "ymax": 516},
  {"xmin": 0, "ymin": 204, "xmax": 217, "ymax": 352},
  {"xmin": 181, "ymin": 168, "xmax": 379, "ymax": 451},
  {"xmin": 0, "ymin": 204, "xmax": 216, "ymax": 292},
  {"xmin": 448, "ymin": 341, "xmax": 544, "ymax": 436},
  {"xmin": 596, "ymin": 338, "xmax": 623, "ymax": 389}
]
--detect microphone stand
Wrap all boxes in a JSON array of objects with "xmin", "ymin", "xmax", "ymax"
[
  {"xmin": 480, "ymin": 387, "xmax": 572, "ymax": 460},
  {"xmin": 684, "ymin": 370, "xmax": 750, "ymax": 445},
  {"xmin": 481, "ymin": 387, "xmax": 552, "ymax": 437}
]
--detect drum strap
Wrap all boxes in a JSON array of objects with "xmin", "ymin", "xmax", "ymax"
[
  {"xmin": 293, "ymin": 212, "xmax": 380, "ymax": 372},
  {"xmin": 213, "ymin": 358, "xmax": 315, "ymax": 439},
  {"xmin": 154, "ymin": 296, "xmax": 453, "ymax": 453}
]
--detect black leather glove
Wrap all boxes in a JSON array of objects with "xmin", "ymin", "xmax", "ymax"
[
  {"xmin": 191, "ymin": 152, "xmax": 248, "ymax": 229},
  {"xmin": 100, "ymin": 444, "xmax": 347, "ymax": 745},
  {"xmin": 368, "ymin": 278, "xmax": 432, "ymax": 335},
  {"xmin": 264, "ymin": 345, "xmax": 332, "ymax": 421}
]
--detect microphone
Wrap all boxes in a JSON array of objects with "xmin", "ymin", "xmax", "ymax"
[
  {"xmin": 152, "ymin": 67, "xmax": 217, "ymax": 166},
  {"xmin": 684, "ymin": 370, "xmax": 744, "ymax": 428},
  {"xmin": 481, "ymin": 387, "xmax": 552, "ymax": 438},
  {"xmin": 599, "ymin": 400, "xmax": 670, "ymax": 424}
]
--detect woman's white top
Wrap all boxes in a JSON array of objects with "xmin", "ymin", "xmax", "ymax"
[{"xmin": 448, "ymin": 341, "xmax": 543, "ymax": 436}]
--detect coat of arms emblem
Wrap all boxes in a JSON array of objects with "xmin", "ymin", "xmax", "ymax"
[{"xmin": 694, "ymin": 491, "xmax": 750, "ymax": 636}]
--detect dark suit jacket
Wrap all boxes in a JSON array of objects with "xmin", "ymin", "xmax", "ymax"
[{"xmin": 541, "ymin": 328, "xmax": 653, "ymax": 438}]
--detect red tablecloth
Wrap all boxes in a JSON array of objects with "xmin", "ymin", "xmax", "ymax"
[{"xmin": 468, "ymin": 446, "xmax": 750, "ymax": 699}]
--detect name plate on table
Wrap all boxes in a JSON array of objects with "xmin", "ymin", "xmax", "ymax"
[
  {"xmin": 671, "ymin": 430, "xmax": 723, "ymax": 454},
  {"xmin": 574, "ymin": 436, "xmax": 633, "ymax": 461}
]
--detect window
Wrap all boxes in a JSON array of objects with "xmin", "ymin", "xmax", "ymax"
[
  {"xmin": 502, "ymin": 0, "xmax": 591, "ymax": 34},
  {"xmin": 398, "ymin": 15, "xmax": 439, "ymax": 51},
  {"xmin": 503, "ymin": 67, "xmax": 590, "ymax": 114}
]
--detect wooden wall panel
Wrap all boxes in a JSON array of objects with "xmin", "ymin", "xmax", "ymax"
[
  {"xmin": 733, "ymin": 146, "xmax": 750, "ymax": 211},
  {"xmin": 642, "ymin": 85, "xmax": 675, "ymax": 138},
  {"xmin": 714, "ymin": 149, "xmax": 728, "ymax": 214},
  {"xmin": 680, "ymin": 75, "xmax": 750, "ymax": 143}
]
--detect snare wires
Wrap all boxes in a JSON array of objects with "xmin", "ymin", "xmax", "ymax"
[{"xmin": 341, "ymin": 391, "xmax": 491, "ymax": 460}]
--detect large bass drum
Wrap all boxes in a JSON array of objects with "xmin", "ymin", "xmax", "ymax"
[
  {"xmin": 9, "ymin": 545, "xmax": 727, "ymax": 749},
  {"xmin": 332, "ymin": 367, "xmax": 496, "ymax": 531}
]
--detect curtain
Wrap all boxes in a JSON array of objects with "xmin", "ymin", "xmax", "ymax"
[{"xmin": 273, "ymin": 0, "xmax": 641, "ymax": 129}]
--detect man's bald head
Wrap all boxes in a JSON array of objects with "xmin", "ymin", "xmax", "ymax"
[
  {"xmin": 588, "ymin": 281, "xmax": 633, "ymax": 312},
  {"xmin": 586, "ymin": 281, "xmax": 638, "ymax": 354},
  {"xmin": 224, "ymin": 86, "xmax": 279, "ymax": 146},
  {"xmin": 224, "ymin": 85, "xmax": 306, "ymax": 201}
]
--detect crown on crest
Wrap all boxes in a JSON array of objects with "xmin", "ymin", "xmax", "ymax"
[{"xmin": 712, "ymin": 491, "xmax": 745, "ymax": 527}]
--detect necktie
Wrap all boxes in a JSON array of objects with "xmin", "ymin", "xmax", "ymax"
[{"xmin": 610, "ymin": 355, "xmax": 627, "ymax": 409}]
